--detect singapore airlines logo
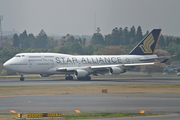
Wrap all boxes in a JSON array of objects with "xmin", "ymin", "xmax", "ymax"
[{"xmin": 139, "ymin": 33, "xmax": 154, "ymax": 53}]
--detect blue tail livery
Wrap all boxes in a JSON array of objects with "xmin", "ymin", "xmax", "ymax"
[{"xmin": 129, "ymin": 29, "xmax": 162, "ymax": 55}]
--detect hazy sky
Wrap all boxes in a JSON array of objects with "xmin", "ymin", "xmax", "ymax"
[{"xmin": 0, "ymin": 0, "xmax": 180, "ymax": 36}]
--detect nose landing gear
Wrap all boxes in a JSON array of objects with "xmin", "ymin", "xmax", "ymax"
[{"xmin": 20, "ymin": 74, "xmax": 24, "ymax": 81}]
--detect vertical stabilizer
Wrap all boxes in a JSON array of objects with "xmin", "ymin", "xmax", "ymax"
[{"xmin": 129, "ymin": 29, "xmax": 162, "ymax": 55}]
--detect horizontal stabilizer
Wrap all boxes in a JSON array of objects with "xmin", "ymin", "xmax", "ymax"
[
  {"xmin": 160, "ymin": 59, "xmax": 170, "ymax": 63},
  {"xmin": 139, "ymin": 56, "xmax": 170, "ymax": 61}
]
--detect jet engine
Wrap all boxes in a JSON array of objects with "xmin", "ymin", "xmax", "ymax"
[
  {"xmin": 109, "ymin": 67, "xmax": 125, "ymax": 75},
  {"xmin": 74, "ymin": 69, "xmax": 88, "ymax": 77}
]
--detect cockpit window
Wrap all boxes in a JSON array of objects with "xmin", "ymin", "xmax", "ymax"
[{"xmin": 15, "ymin": 55, "xmax": 21, "ymax": 57}]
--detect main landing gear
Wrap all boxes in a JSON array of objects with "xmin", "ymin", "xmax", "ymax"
[
  {"xmin": 65, "ymin": 74, "xmax": 73, "ymax": 80},
  {"xmin": 77, "ymin": 75, "xmax": 91, "ymax": 80},
  {"xmin": 20, "ymin": 74, "xmax": 25, "ymax": 81}
]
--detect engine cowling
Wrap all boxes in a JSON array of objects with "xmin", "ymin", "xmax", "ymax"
[
  {"xmin": 74, "ymin": 70, "xmax": 88, "ymax": 77},
  {"xmin": 39, "ymin": 74, "xmax": 50, "ymax": 77},
  {"xmin": 109, "ymin": 67, "xmax": 125, "ymax": 75}
]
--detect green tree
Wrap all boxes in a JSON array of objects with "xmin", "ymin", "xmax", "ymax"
[
  {"xmin": 105, "ymin": 27, "xmax": 123, "ymax": 46},
  {"xmin": 129, "ymin": 26, "xmax": 136, "ymax": 44},
  {"xmin": 36, "ymin": 29, "xmax": 48, "ymax": 48},
  {"xmin": 77, "ymin": 38, "xmax": 82, "ymax": 45},
  {"xmin": 59, "ymin": 41, "xmax": 83, "ymax": 54},
  {"xmin": 65, "ymin": 34, "xmax": 75, "ymax": 43},
  {"xmin": 111, "ymin": 27, "xmax": 121, "ymax": 45},
  {"xmin": 83, "ymin": 45, "xmax": 94, "ymax": 55},
  {"xmin": 129, "ymin": 26, "xmax": 136, "ymax": 39},
  {"xmin": 135, "ymin": 26, "xmax": 143, "ymax": 43},
  {"xmin": 28, "ymin": 34, "xmax": 36, "ymax": 48},
  {"xmin": 71, "ymin": 41, "xmax": 83, "ymax": 54},
  {"xmin": 123, "ymin": 27, "xmax": 129, "ymax": 45},
  {"xmin": 176, "ymin": 37, "xmax": 180, "ymax": 45},
  {"xmin": 91, "ymin": 33, "xmax": 104, "ymax": 45},
  {"xmin": 93, "ymin": 46, "xmax": 126, "ymax": 55},
  {"xmin": 165, "ymin": 37, "xmax": 172, "ymax": 46},
  {"xmin": 158, "ymin": 35, "xmax": 165, "ymax": 48},
  {"xmin": 105, "ymin": 34, "xmax": 112, "ymax": 45},
  {"xmin": 19, "ymin": 30, "xmax": 28, "ymax": 48},
  {"xmin": 118, "ymin": 27, "xmax": 124, "ymax": 44},
  {"xmin": 13, "ymin": 34, "xmax": 19, "ymax": 48},
  {"xmin": 82, "ymin": 38, "xmax": 86, "ymax": 46},
  {"xmin": 47, "ymin": 37, "xmax": 56, "ymax": 48},
  {"xmin": 93, "ymin": 44, "xmax": 104, "ymax": 52}
]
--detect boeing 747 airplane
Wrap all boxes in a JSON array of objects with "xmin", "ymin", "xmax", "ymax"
[{"xmin": 3, "ymin": 29, "xmax": 168, "ymax": 81}]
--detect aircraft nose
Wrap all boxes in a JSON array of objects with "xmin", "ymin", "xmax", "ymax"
[{"xmin": 3, "ymin": 61, "xmax": 10, "ymax": 69}]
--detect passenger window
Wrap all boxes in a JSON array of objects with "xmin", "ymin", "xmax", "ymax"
[{"xmin": 15, "ymin": 55, "xmax": 21, "ymax": 57}]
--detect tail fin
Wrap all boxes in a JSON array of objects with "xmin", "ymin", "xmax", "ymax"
[{"xmin": 129, "ymin": 29, "xmax": 162, "ymax": 55}]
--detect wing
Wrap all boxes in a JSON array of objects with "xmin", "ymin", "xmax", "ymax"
[
  {"xmin": 56, "ymin": 55, "xmax": 174, "ymax": 76},
  {"xmin": 56, "ymin": 62, "xmax": 154, "ymax": 75}
]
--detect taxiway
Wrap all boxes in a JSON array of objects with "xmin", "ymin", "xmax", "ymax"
[{"xmin": 0, "ymin": 77, "xmax": 180, "ymax": 86}]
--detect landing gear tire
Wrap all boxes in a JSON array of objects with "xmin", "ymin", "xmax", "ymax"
[
  {"xmin": 20, "ymin": 74, "xmax": 25, "ymax": 81},
  {"xmin": 20, "ymin": 77, "xmax": 24, "ymax": 81},
  {"xmin": 65, "ymin": 75, "xmax": 73, "ymax": 80}
]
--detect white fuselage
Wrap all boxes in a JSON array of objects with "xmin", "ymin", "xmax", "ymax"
[{"xmin": 3, "ymin": 53, "xmax": 157, "ymax": 74}]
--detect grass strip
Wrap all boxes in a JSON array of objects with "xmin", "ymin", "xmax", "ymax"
[
  {"xmin": 0, "ymin": 113, "xmax": 159, "ymax": 120},
  {"xmin": 62, "ymin": 113, "xmax": 157, "ymax": 119},
  {"xmin": 1, "ymin": 84, "xmax": 180, "ymax": 95}
]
